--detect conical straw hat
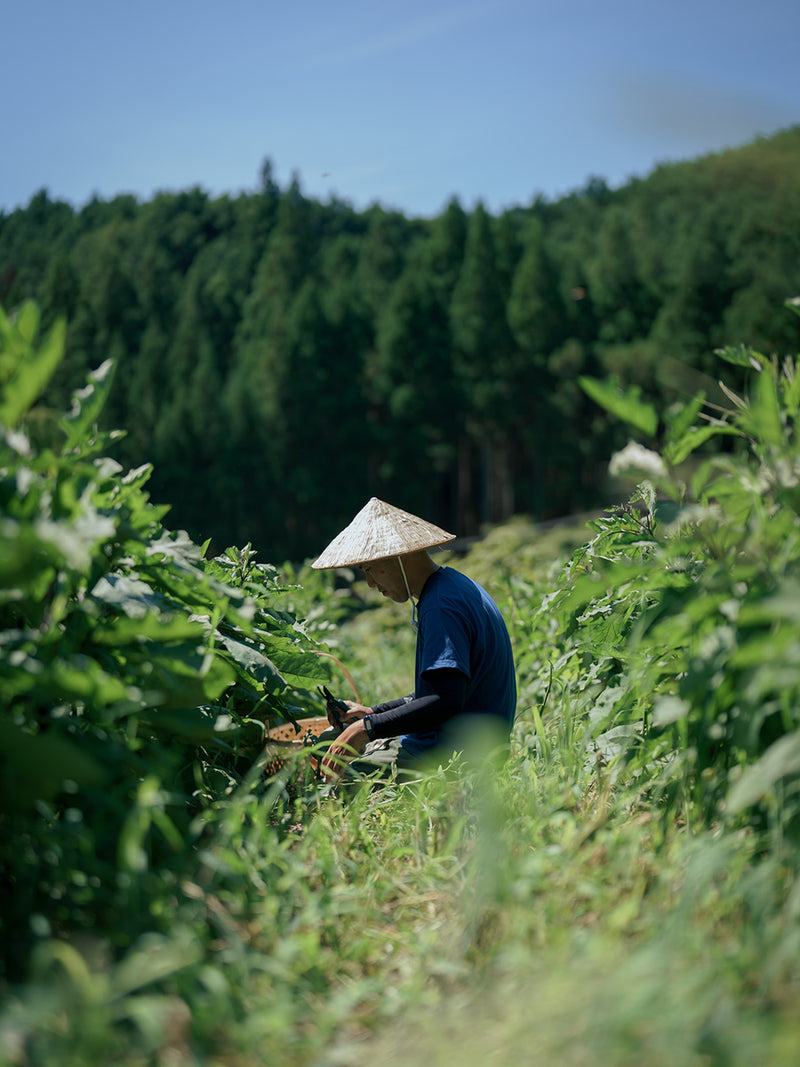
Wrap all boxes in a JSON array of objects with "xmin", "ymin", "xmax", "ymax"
[{"xmin": 312, "ymin": 498, "xmax": 455, "ymax": 569}]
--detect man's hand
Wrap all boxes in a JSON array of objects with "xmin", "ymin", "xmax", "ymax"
[
  {"xmin": 320, "ymin": 719, "xmax": 369, "ymax": 781},
  {"xmin": 328, "ymin": 701, "xmax": 372, "ymax": 729}
]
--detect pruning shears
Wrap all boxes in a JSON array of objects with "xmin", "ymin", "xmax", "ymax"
[{"xmin": 318, "ymin": 685, "xmax": 349, "ymax": 731}]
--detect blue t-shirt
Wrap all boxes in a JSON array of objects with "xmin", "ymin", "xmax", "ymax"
[{"xmin": 401, "ymin": 567, "xmax": 517, "ymax": 757}]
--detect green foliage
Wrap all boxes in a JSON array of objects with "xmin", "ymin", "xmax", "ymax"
[
  {"xmin": 0, "ymin": 304, "xmax": 329, "ymax": 989},
  {"xmin": 578, "ymin": 374, "xmax": 659, "ymax": 437},
  {"xmin": 565, "ymin": 331, "xmax": 800, "ymax": 843},
  {"xmin": 0, "ymin": 302, "xmax": 66, "ymax": 428},
  {"xmin": 3, "ymin": 282, "xmax": 800, "ymax": 1063},
  {"xmin": 302, "ymin": 326, "xmax": 800, "ymax": 1062}
]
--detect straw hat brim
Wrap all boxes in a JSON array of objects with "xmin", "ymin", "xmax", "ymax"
[{"xmin": 312, "ymin": 497, "xmax": 455, "ymax": 569}]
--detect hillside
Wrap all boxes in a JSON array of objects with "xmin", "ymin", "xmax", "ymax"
[{"xmin": 1, "ymin": 128, "xmax": 799, "ymax": 562}]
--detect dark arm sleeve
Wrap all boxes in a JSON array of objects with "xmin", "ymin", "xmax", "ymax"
[
  {"xmin": 366, "ymin": 668, "xmax": 467, "ymax": 739},
  {"xmin": 371, "ymin": 695, "xmax": 414, "ymax": 714}
]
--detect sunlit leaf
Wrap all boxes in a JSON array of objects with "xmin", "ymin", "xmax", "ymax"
[
  {"xmin": 34, "ymin": 510, "xmax": 116, "ymax": 570},
  {"xmin": 217, "ymin": 633, "xmax": 285, "ymax": 691},
  {"xmin": 652, "ymin": 695, "xmax": 691, "ymax": 727},
  {"xmin": 90, "ymin": 612, "xmax": 204, "ymax": 645},
  {"xmin": 727, "ymin": 731, "xmax": 800, "ymax": 813},
  {"xmin": 92, "ymin": 574, "xmax": 170, "ymax": 618},
  {"xmin": 0, "ymin": 317, "xmax": 66, "ymax": 427},
  {"xmin": 663, "ymin": 423, "xmax": 741, "ymax": 465},
  {"xmin": 579, "ymin": 376, "xmax": 658, "ymax": 436},
  {"xmin": 264, "ymin": 645, "xmax": 331, "ymax": 688},
  {"xmin": 15, "ymin": 301, "xmax": 41, "ymax": 346},
  {"xmin": 741, "ymin": 365, "xmax": 784, "ymax": 446},
  {"xmin": 715, "ymin": 344, "xmax": 764, "ymax": 369},
  {"xmin": 60, "ymin": 359, "xmax": 117, "ymax": 451},
  {"xmin": 110, "ymin": 931, "xmax": 202, "ymax": 998},
  {"xmin": 146, "ymin": 529, "xmax": 204, "ymax": 565},
  {"xmin": 47, "ymin": 655, "xmax": 137, "ymax": 707},
  {"xmin": 663, "ymin": 392, "xmax": 706, "ymax": 446}
]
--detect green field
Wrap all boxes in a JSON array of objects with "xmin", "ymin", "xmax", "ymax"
[{"xmin": 2, "ymin": 303, "xmax": 800, "ymax": 1065}]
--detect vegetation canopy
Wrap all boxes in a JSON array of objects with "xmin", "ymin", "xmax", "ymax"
[{"xmin": 2, "ymin": 128, "xmax": 800, "ymax": 560}]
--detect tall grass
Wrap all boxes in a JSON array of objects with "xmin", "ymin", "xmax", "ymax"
[{"xmin": 3, "ymin": 302, "xmax": 800, "ymax": 1064}]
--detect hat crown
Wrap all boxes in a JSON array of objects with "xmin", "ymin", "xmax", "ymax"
[{"xmin": 312, "ymin": 497, "xmax": 455, "ymax": 569}]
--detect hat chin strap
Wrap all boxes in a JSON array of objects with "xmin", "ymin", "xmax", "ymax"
[{"xmin": 397, "ymin": 557, "xmax": 418, "ymax": 632}]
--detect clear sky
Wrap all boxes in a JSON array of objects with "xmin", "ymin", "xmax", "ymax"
[{"xmin": 3, "ymin": 0, "xmax": 798, "ymax": 219}]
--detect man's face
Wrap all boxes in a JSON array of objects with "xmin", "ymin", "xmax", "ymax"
[{"xmin": 360, "ymin": 558, "xmax": 408, "ymax": 603}]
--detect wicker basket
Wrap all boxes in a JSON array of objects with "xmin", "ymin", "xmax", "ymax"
[{"xmin": 264, "ymin": 716, "xmax": 331, "ymax": 777}]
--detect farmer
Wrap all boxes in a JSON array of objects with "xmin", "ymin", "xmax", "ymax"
[{"xmin": 311, "ymin": 498, "xmax": 516, "ymax": 781}]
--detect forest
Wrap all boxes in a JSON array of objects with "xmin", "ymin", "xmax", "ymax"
[{"xmin": 2, "ymin": 126, "xmax": 800, "ymax": 562}]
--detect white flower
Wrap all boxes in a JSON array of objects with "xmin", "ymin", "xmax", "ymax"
[{"xmin": 609, "ymin": 441, "xmax": 667, "ymax": 480}]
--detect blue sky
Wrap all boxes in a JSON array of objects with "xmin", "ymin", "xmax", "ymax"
[{"xmin": 3, "ymin": 0, "xmax": 798, "ymax": 218}]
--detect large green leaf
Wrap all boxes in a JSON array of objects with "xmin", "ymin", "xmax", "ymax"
[
  {"xmin": 110, "ymin": 930, "xmax": 202, "ymax": 998},
  {"xmin": 578, "ymin": 376, "xmax": 658, "ymax": 437},
  {"xmin": 0, "ymin": 302, "xmax": 41, "ymax": 381},
  {"xmin": 651, "ymin": 694, "xmax": 691, "ymax": 727},
  {"xmin": 741, "ymin": 366, "xmax": 784, "ymax": 446},
  {"xmin": 727, "ymin": 731, "xmax": 800, "ymax": 813},
  {"xmin": 92, "ymin": 574, "xmax": 172, "ymax": 618},
  {"xmin": 0, "ymin": 719, "xmax": 108, "ymax": 811},
  {"xmin": 663, "ymin": 423, "xmax": 741, "ymax": 465},
  {"xmin": 715, "ymin": 344, "xmax": 764, "ymax": 369},
  {"xmin": 138, "ymin": 705, "xmax": 263, "ymax": 745},
  {"xmin": 0, "ymin": 519, "xmax": 58, "ymax": 586},
  {"xmin": 90, "ymin": 612, "xmax": 205, "ymax": 646},
  {"xmin": 217, "ymin": 633, "xmax": 285, "ymax": 691},
  {"xmin": 14, "ymin": 301, "xmax": 41, "ymax": 347},
  {"xmin": 262, "ymin": 644, "xmax": 331, "ymax": 688},
  {"xmin": 60, "ymin": 359, "xmax": 117, "ymax": 451},
  {"xmin": 0, "ymin": 306, "xmax": 20, "ymax": 379},
  {"xmin": 143, "ymin": 644, "xmax": 236, "ymax": 706},
  {"xmin": 663, "ymin": 392, "xmax": 706, "ymax": 446},
  {"xmin": 0, "ymin": 316, "xmax": 66, "ymax": 428},
  {"xmin": 35, "ymin": 509, "xmax": 116, "ymax": 570},
  {"xmin": 47, "ymin": 655, "xmax": 138, "ymax": 708}
]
